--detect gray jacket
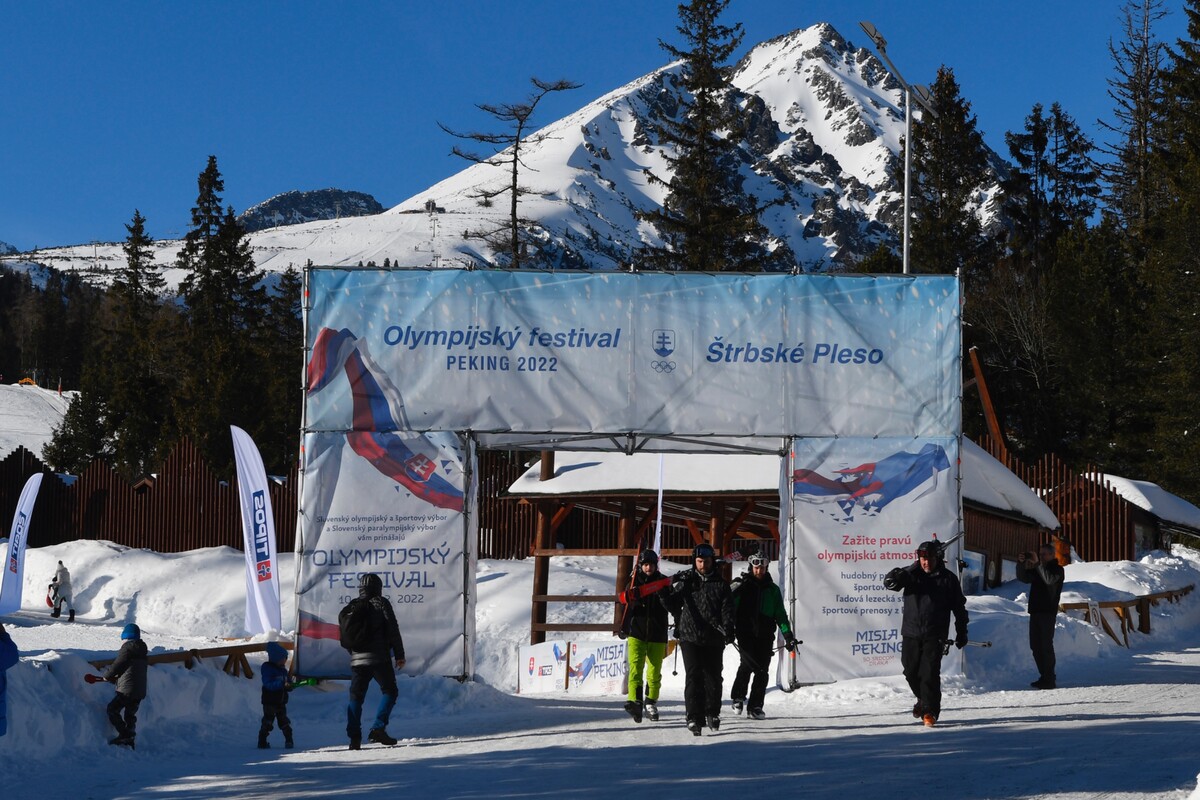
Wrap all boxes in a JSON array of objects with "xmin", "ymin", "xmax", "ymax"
[{"xmin": 105, "ymin": 639, "xmax": 148, "ymax": 699}]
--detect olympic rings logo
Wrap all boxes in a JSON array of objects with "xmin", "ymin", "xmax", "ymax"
[{"xmin": 651, "ymin": 360, "xmax": 676, "ymax": 373}]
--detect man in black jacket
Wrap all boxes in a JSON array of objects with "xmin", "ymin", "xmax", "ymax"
[
  {"xmin": 344, "ymin": 573, "xmax": 406, "ymax": 750},
  {"xmin": 883, "ymin": 540, "xmax": 968, "ymax": 727},
  {"xmin": 1017, "ymin": 542, "xmax": 1065, "ymax": 689},
  {"xmin": 663, "ymin": 543, "xmax": 735, "ymax": 736}
]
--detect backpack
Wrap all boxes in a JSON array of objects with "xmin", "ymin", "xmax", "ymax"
[{"xmin": 338, "ymin": 597, "xmax": 373, "ymax": 651}]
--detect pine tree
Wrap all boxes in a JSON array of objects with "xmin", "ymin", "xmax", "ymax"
[
  {"xmin": 175, "ymin": 156, "xmax": 266, "ymax": 476},
  {"xmin": 252, "ymin": 266, "xmax": 302, "ymax": 474},
  {"xmin": 439, "ymin": 77, "xmax": 581, "ymax": 268},
  {"xmin": 43, "ymin": 386, "xmax": 111, "ymax": 474},
  {"xmin": 1142, "ymin": 0, "xmax": 1200, "ymax": 496},
  {"xmin": 636, "ymin": 0, "xmax": 785, "ymax": 272},
  {"xmin": 105, "ymin": 210, "xmax": 174, "ymax": 479},
  {"xmin": 907, "ymin": 67, "xmax": 994, "ymax": 287}
]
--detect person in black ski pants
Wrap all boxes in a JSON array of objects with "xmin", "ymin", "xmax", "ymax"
[
  {"xmin": 883, "ymin": 540, "xmax": 968, "ymax": 726},
  {"xmin": 1017, "ymin": 542, "xmax": 1065, "ymax": 689},
  {"xmin": 105, "ymin": 623, "xmax": 148, "ymax": 748},
  {"xmin": 663, "ymin": 543, "xmax": 735, "ymax": 736},
  {"xmin": 345, "ymin": 573, "xmax": 406, "ymax": 750},
  {"xmin": 730, "ymin": 554, "xmax": 797, "ymax": 720}
]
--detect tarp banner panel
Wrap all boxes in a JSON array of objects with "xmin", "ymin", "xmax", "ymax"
[
  {"xmin": 294, "ymin": 430, "xmax": 472, "ymax": 678},
  {"xmin": 787, "ymin": 436, "xmax": 960, "ymax": 682},
  {"xmin": 305, "ymin": 270, "xmax": 960, "ymax": 438}
]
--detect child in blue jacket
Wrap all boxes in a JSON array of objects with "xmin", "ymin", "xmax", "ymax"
[{"xmin": 258, "ymin": 642, "xmax": 293, "ymax": 748}]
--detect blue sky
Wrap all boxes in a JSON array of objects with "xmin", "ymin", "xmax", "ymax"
[{"xmin": 1, "ymin": 1, "xmax": 1189, "ymax": 251}]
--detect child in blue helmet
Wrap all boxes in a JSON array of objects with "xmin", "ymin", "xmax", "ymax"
[
  {"xmin": 104, "ymin": 623, "xmax": 148, "ymax": 748},
  {"xmin": 258, "ymin": 641, "xmax": 294, "ymax": 749}
]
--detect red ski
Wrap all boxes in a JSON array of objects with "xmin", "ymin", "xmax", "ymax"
[{"xmin": 618, "ymin": 577, "xmax": 672, "ymax": 605}]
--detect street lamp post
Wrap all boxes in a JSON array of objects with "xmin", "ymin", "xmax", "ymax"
[{"xmin": 859, "ymin": 22, "xmax": 936, "ymax": 275}]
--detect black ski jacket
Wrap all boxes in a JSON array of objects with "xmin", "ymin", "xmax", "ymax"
[
  {"xmin": 350, "ymin": 587, "xmax": 406, "ymax": 668},
  {"xmin": 1017, "ymin": 559, "xmax": 1065, "ymax": 613},
  {"xmin": 885, "ymin": 562, "xmax": 968, "ymax": 641},
  {"xmin": 663, "ymin": 567, "xmax": 735, "ymax": 647},
  {"xmin": 731, "ymin": 571, "xmax": 793, "ymax": 641},
  {"xmin": 626, "ymin": 569, "xmax": 670, "ymax": 644}
]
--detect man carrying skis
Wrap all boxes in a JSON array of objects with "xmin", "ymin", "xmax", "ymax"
[
  {"xmin": 730, "ymin": 554, "xmax": 797, "ymax": 720},
  {"xmin": 663, "ymin": 543, "xmax": 735, "ymax": 736},
  {"xmin": 343, "ymin": 573, "xmax": 405, "ymax": 750},
  {"xmin": 1017, "ymin": 542, "xmax": 1065, "ymax": 689},
  {"xmin": 883, "ymin": 540, "xmax": 968, "ymax": 727},
  {"xmin": 105, "ymin": 623, "xmax": 148, "ymax": 748},
  {"xmin": 621, "ymin": 549, "xmax": 670, "ymax": 723}
]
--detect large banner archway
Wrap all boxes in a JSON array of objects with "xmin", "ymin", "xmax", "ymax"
[{"xmin": 295, "ymin": 268, "xmax": 960, "ymax": 680}]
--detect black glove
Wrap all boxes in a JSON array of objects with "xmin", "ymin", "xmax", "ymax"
[
  {"xmin": 784, "ymin": 632, "xmax": 797, "ymax": 652},
  {"xmin": 955, "ymin": 634, "xmax": 968, "ymax": 650},
  {"xmin": 882, "ymin": 568, "xmax": 905, "ymax": 591}
]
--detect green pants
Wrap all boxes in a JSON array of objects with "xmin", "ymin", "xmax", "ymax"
[{"xmin": 626, "ymin": 638, "xmax": 667, "ymax": 702}]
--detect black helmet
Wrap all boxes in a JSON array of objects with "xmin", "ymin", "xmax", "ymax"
[
  {"xmin": 916, "ymin": 540, "xmax": 943, "ymax": 560},
  {"xmin": 358, "ymin": 572, "xmax": 383, "ymax": 597},
  {"xmin": 693, "ymin": 543, "xmax": 716, "ymax": 560},
  {"xmin": 638, "ymin": 549, "xmax": 659, "ymax": 565}
]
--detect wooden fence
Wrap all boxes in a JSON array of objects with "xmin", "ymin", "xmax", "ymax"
[
  {"xmin": 0, "ymin": 441, "xmax": 299, "ymax": 553},
  {"xmin": 975, "ymin": 436, "xmax": 1133, "ymax": 562}
]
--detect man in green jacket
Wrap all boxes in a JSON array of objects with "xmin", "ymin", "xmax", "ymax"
[{"xmin": 730, "ymin": 554, "xmax": 797, "ymax": 719}]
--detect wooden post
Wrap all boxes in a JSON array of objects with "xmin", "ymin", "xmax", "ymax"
[
  {"xmin": 969, "ymin": 347, "xmax": 1006, "ymax": 458},
  {"xmin": 615, "ymin": 501, "xmax": 636, "ymax": 628},
  {"xmin": 530, "ymin": 451, "xmax": 555, "ymax": 645}
]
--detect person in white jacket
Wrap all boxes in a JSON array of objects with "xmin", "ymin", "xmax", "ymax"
[{"xmin": 50, "ymin": 561, "xmax": 74, "ymax": 622}]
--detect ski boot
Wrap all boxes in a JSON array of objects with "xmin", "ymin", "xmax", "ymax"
[
  {"xmin": 922, "ymin": 713, "xmax": 937, "ymax": 728},
  {"xmin": 623, "ymin": 700, "xmax": 643, "ymax": 723},
  {"xmin": 644, "ymin": 700, "xmax": 659, "ymax": 721},
  {"xmin": 68, "ymin": 609, "xmax": 75, "ymax": 622},
  {"xmin": 686, "ymin": 718, "xmax": 702, "ymax": 737},
  {"xmin": 747, "ymin": 708, "xmax": 766, "ymax": 720},
  {"xmin": 257, "ymin": 733, "xmax": 270, "ymax": 749},
  {"xmin": 730, "ymin": 698, "xmax": 744, "ymax": 715},
  {"xmin": 912, "ymin": 702, "xmax": 923, "ymax": 719},
  {"xmin": 348, "ymin": 737, "xmax": 361, "ymax": 751},
  {"xmin": 706, "ymin": 715, "xmax": 720, "ymax": 731}
]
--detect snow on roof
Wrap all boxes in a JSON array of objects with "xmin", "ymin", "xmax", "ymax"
[
  {"xmin": 509, "ymin": 441, "xmax": 1060, "ymax": 529},
  {"xmin": 1093, "ymin": 473, "xmax": 1200, "ymax": 531}
]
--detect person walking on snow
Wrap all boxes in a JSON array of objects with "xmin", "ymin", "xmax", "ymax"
[
  {"xmin": 258, "ymin": 641, "xmax": 294, "ymax": 748},
  {"xmin": 663, "ymin": 543, "xmax": 735, "ymax": 736},
  {"xmin": 344, "ymin": 573, "xmax": 405, "ymax": 750},
  {"xmin": 730, "ymin": 554, "xmax": 797, "ymax": 720},
  {"xmin": 883, "ymin": 540, "xmax": 968, "ymax": 727},
  {"xmin": 621, "ymin": 549, "xmax": 670, "ymax": 723},
  {"xmin": 1017, "ymin": 542, "xmax": 1065, "ymax": 689},
  {"xmin": 49, "ymin": 560, "xmax": 75, "ymax": 622},
  {"xmin": 105, "ymin": 623, "xmax": 148, "ymax": 748},
  {"xmin": 0, "ymin": 623, "xmax": 18, "ymax": 737}
]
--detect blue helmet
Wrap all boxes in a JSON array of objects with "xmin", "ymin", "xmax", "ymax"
[
  {"xmin": 265, "ymin": 641, "xmax": 288, "ymax": 664},
  {"xmin": 121, "ymin": 623, "xmax": 141, "ymax": 640}
]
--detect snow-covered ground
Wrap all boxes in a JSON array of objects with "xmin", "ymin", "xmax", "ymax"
[
  {"xmin": 0, "ymin": 383, "xmax": 73, "ymax": 460},
  {"xmin": 2, "ymin": 541, "xmax": 1200, "ymax": 798}
]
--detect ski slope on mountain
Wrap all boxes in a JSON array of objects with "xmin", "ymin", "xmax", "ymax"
[
  {"xmin": 1, "ymin": 540, "xmax": 1199, "ymax": 799},
  {"xmin": 0, "ymin": 383, "xmax": 74, "ymax": 460}
]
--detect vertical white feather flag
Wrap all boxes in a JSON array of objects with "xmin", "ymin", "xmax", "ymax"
[
  {"xmin": 231, "ymin": 426, "xmax": 282, "ymax": 634},
  {"xmin": 0, "ymin": 474, "xmax": 43, "ymax": 615}
]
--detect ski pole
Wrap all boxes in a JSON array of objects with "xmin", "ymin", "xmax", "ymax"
[
  {"xmin": 940, "ymin": 639, "xmax": 992, "ymax": 656},
  {"xmin": 672, "ymin": 641, "xmax": 679, "ymax": 676}
]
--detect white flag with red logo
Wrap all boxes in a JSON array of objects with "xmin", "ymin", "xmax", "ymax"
[
  {"xmin": 231, "ymin": 426, "xmax": 282, "ymax": 634},
  {"xmin": 0, "ymin": 474, "xmax": 42, "ymax": 615}
]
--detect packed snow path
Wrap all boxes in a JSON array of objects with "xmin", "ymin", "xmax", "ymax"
[{"xmin": 33, "ymin": 647, "xmax": 1200, "ymax": 800}]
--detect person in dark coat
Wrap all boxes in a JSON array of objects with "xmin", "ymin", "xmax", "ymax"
[
  {"xmin": 1017, "ymin": 542, "xmax": 1065, "ymax": 689},
  {"xmin": 663, "ymin": 543, "xmax": 735, "ymax": 736},
  {"xmin": 621, "ymin": 549, "xmax": 670, "ymax": 722},
  {"xmin": 105, "ymin": 623, "xmax": 148, "ymax": 748},
  {"xmin": 883, "ymin": 540, "xmax": 968, "ymax": 727},
  {"xmin": 0, "ymin": 623, "xmax": 18, "ymax": 737},
  {"xmin": 344, "ymin": 573, "xmax": 405, "ymax": 750},
  {"xmin": 258, "ymin": 641, "xmax": 294, "ymax": 748},
  {"xmin": 730, "ymin": 554, "xmax": 797, "ymax": 720}
]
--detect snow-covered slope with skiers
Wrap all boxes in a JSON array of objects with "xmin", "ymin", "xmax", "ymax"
[{"xmin": 0, "ymin": 23, "xmax": 1001, "ymax": 286}]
